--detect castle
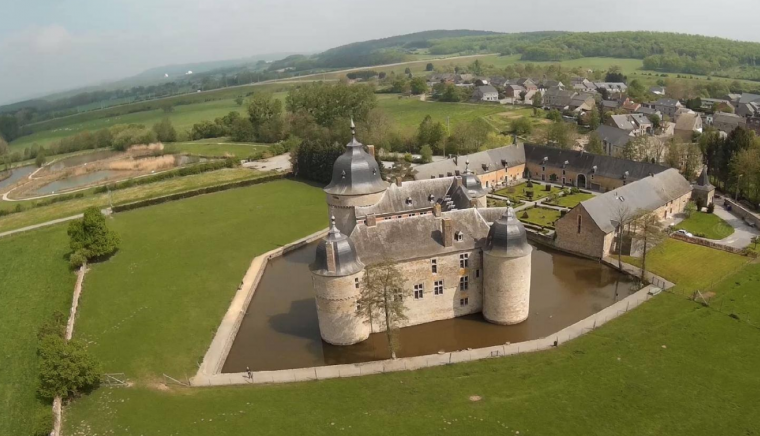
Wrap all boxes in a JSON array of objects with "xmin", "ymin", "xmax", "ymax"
[{"xmin": 309, "ymin": 123, "xmax": 532, "ymax": 346}]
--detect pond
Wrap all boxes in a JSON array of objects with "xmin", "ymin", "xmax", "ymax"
[
  {"xmin": 0, "ymin": 166, "xmax": 36, "ymax": 190},
  {"xmin": 46, "ymin": 150, "xmax": 120, "ymax": 172},
  {"xmin": 30, "ymin": 170, "xmax": 122, "ymax": 196},
  {"xmin": 222, "ymin": 241, "xmax": 637, "ymax": 373}
]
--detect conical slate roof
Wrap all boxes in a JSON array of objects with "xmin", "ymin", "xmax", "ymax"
[
  {"xmin": 693, "ymin": 165, "xmax": 715, "ymax": 191},
  {"xmin": 311, "ymin": 217, "xmax": 364, "ymax": 277},
  {"xmin": 460, "ymin": 160, "xmax": 488, "ymax": 198},
  {"xmin": 485, "ymin": 207, "xmax": 532, "ymax": 258},
  {"xmin": 323, "ymin": 120, "xmax": 388, "ymax": 196}
]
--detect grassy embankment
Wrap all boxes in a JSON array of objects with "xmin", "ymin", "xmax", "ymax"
[
  {"xmin": 675, "ymin": 212, "xmax": 735, "ymax": 240},
  {"xmin": 0, "ymin": 227, "xmax": 77, "ymax": 436},
  {"xmin": 60, "ymin": 230, "xmax": 759, "ymax": 435}
]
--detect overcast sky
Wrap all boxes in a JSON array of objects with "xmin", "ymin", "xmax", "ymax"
[{"xmin": 2, "ymin": 0, "xmax": 760, "ymax": 105}]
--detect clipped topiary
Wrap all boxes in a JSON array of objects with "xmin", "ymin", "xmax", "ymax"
[{"xmin": 706, "ymin": 202, "xmax": 715, "ymax": 214}]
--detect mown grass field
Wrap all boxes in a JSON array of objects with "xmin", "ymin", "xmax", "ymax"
[
  {"xmin": 61, "ymin": 234, "xmax": 760, "ymax": 435},
  {"xmin": 676, "ymin": 212, "xmax": 735, "ymax": 240},
  {"xmin": 0, "ymin": 226, "xmax": 76, "ymax": 436},
  {"xmin": 72, "ymin": 179, "xmax": 327, "ymax": 378},
  {"xmin": 376, "ymin": 94, "xmax": 507, "ymax": 131},
  {"xmin": 546, "ymin": 191, "xmax": 595, "ymax": 208},
  {"xmin": 0, "ymin": 167, "xmax": 271, "ymax": 232},
  {"xmin": 171, "ymin": 140, "xmax": 269, "ymax": 159},
  {"xmin": 517, "ymin": 206, "xmax": 562, "ymax": 228},
  {"xmin": 495, "ymin": 181, "xmax": 562, "ymax": 203}
]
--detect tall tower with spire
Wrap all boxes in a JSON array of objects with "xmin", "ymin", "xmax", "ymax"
[{"xmin": 323, "ymin": 119, "xmax": 388, "ymax": 235}]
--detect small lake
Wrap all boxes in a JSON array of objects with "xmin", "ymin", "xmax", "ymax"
[
  {"xmin": 0, "ymin": 166, "xmax": 36, "ymax": 190},
  {"xmin": 222, "ymin": 241, "xmax": 637, "ymax": 373},
  {"xmin": 31, "ymin": 170, "xmax": 121, "ymax": 196}
]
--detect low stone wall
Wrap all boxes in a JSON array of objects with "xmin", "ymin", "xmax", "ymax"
[
  {"xmin": 194, "ymin": 228, "xmax": 328, "ymax": 379},
  {"xmin": 192, "ymin": 273, "xmax": 665, "ymax": 387},
  {"xmin": 724, "ymin": 198, "xmax": 760, "ymax": 228},
  {"xmin": 670, "ymin": 233, "xmax": 747, "ymax": 255}
]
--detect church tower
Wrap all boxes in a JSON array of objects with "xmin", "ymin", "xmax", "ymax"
[
  {"xmin": 482, "ymin": 207, "xmax": 532, "ymax": 325},
  {"xmin": 323, "ymin": 120, "xmax": 388, "ymax": 235}
]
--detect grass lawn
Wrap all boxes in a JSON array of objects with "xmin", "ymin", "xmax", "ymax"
[
  {"xmin": 622, "ymin": 239, "xmax": 749, "ymax": 291},
  {"xmin": 376, "ymin": 94, "xmax": 507, "ymax": 131},
  {"xmin": 171, "ymin": 140, "xmax": 269, "ymax": 159},
  {"xmin": 546, "ymin": 192, "xmax": 594, "ymax": 208},
  {"xmin": 494, "ymin": 182, "xmax": 562, "ymax": 203},
  {"xmin": 63, "ymin": 242, "xmax": 760, "ymax": 435},
  {"xmin": 0, "ymin": 168, "xmax": 271, "ymax": 232},
  {"xmin": 0, "ymin": 226, "xmax": 76, "ymax": 436},
  {"xmin": 676, "ymin": 212, "xmax": 735, "ymax": 240},
  {"xmin": 73, "ymin": 179, "xmax": 327, "ymax": 379},
  {"xmin": 517, "ymin": 206, "xmax": 562, "ymax": 228}
]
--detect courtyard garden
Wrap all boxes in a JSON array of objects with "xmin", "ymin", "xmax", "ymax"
[
  {"xmin": 545, "ymin": 191, "xmax": 594, "ymax": 208},
  {"xmin": 517, "ymin": 206, "xmax": 563, "ymax": 228},
  {"xmin": 675, "ymin": 211, "xmax": 735, "ymax": 240},
  {"xmin": 494, "ymin": 181, "xmax": 562, "ymax": 203}
]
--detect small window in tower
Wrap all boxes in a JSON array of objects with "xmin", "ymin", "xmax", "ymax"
[
  {"xmin": 459, "ymin": 276, "xmax": 469, "ymax": 291},
  {"xmin": 459, "ymin": 253, "xmax": 469, "ymax": 268},
  {"xmin": 434, "ymin": 280, "xmax": 444, "ymax": 295},
  {"xmin": 355, "ymin": 278, "xmax": 360, "ymax": 289},
  {"xmin": 431, "ymin": 259, "xmax": 438, "ymax": 274},
  {"xmin": 414, "ymin": 283, "xmax": 424, "ymax": 300},
  {"xmin": 460, "ymin": 297, "xmax": 469, "ymax": 307},
  {"xmin": 476, "ymin": 269, "xmax": 480, "ymax": 278}
]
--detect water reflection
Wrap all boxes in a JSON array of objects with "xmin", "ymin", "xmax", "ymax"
[
  {"xmin": 0, "ymin": 166, "xmax": 36, "ymax": 190},
  {"xmin": 31, "ymin": 170, "xmax": 121, "ymax": 195},
  {"xmin": 222, "ymin": 241, "xmax": 636, "ymax": 372}
]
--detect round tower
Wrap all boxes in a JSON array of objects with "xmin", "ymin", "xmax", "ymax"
[
  {"xmin": 482, "ymin": 207, "xmax": 532, "ymax": 325},
  {"xmin": 323, "ymin": 119, "xmax": 388, "ymax": 235},
  {"xmin": 310, "ymin": 217, "xmax": 369, "ymax": 345},
  {"xmin": 461, "ymin": 160, "xmax": 488, "ymax": 208}
]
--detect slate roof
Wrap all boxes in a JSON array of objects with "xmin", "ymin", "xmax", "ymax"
[
  {"xmin": 602, "ymin": 100, "xmax": 620, "ymax": 109},
  {"xmin": 693, "ymin": 165, "xmax": 715, "ymax": 192},
  {"xmin": 524, "ymin": 143, "xmax": 668, "ymax": 181},
  {"xmin": 595, "ymin": 125, "xmax": 633, "ymax": 148},
  {"xmin": 634, "ymin": 106, "xmax": 659, "ymax": 116},
  {"xmin": 610, "ymin": 114, "xmax": 635, "ymax": 130},
  {"xmin": 578, "ymin": 168, "xmax": 693, "ymax": 234},
  {"xmin": 655, "ymin": 98, "xmax": 681, "ymax": 107},
  {"xmin": 738, "ymin": 93, "xmax": 760, "ymax": 104},
  {"xmin": 629, "ymin": 114, "xmax": 652, "ymax": 127},
  {"xmin": 675, "ymin": 112, "xmax": 701, "ymax": 131},
  {"xmin": 350, "ymin": 208, "xmax": 491, "ymax": 264},
  {"xmin": 413, "ymin": 146, "xmax": 526, "ymax": 180},
  {"xmin": 355, "ymin": 177, "xmax": 454, "ymax": 218}
]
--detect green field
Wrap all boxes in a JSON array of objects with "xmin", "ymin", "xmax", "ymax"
[
  {"xmin": 0, "ymin": 226, "xmax": 76, "ymax": 436},
  {"xmin": 676, "ymin": 212, "xmax": 735, "ymax": 240},
  {"xmin": 73, "ymin": 179, "xmax": 327, "ymax": 378},
  {"xmin": 60, "ymin": 234, "xmax": 760, "ymax": 435},
  {"xmin": 517, "ymin": 206, "xmax": 562, "ymax": 228},
  {"xmin": 546, "ymin": 191, "xmax": 595, "ymax": 208},
  {"xmin": 171, "ymin": 140, "xmax": 269, "ymax": 159},
  {"xmin": 0, "ymin": 167, "xmax": 270, "ymax": 232},
  {"xmin": 622, "ymin": 239, "xmax": 748, "ymax": 290}
]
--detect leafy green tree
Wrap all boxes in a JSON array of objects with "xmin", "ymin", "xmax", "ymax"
[
  {"xmin": 425, "ymin": 63, "xmax": 434, "ymax": 71},
  {"xmin": 532, "ymin": 92, "xmax": 543, "ymax": 108},
  {"xmin": 235, "ymin": 96, "xmax": 244, "ymax": 106},
  {"xmin": 420, "ymin": 144, "xmax": 433, "ymax": 163},
  {"xmin": 356, "ymin": 261, "xmax": 408, "ymax": 359},
  {"xmin": 648, "ymin": 113, "xmax": 661, "ymax": 130},
  {"xmin": 589, "ymin": 106, "xmax": 601, "ymax": 129},
  {"xmin": 247, "ymin": 93, "xmax": 282, "ymax": 129},
  {"xmin": 404, "ymin": 67, "xmax": 411, "ymax": 75},
  {"xmin": 152, "ymin": 118, "xmax": 177, "ymax": 142},
  {"xmin": 230, "ymin": 118, "xmax": 255, "ymax": 142},
  {"xmin": 450, "ymin": 119, "xmax": 491, "ymax": 154},
  {"xmin": 410, "ymin": 77, "xmax": 428, "ymax": 95},
  {"xmin": 390, "ymin": 77, "xmax": 410, "ymax": 93},
  {"xmin": 67, "ymin": 207, "xmax": 120, "ymax": 267},
  {"xmin": 439, "ymin": 84, "xmax": 461, "ymax": 102},
  {"xmin": 37, "ymin": 335, "xmax": 101, "ymax": 400},
  {"xmin": 35, "ymin": 151, "xmax": 47, "ymax": 168},
  {"xmin": 633, "ymin": 211, "xmax": 666, "ymax": 283},
  {"xmin": 0, "ymin": 136, "xmax": 8, "ymax": 156},
  {"xmin": 546, "ymin": 109, "xmax": 562, "ymax": 122},
  {"xmin": 286, "ymin": 83, "xmax": 376, "ymax": 126},
  {"xmin": 416, "ymin": 115, "xmax": 446, "ymax": 152},
  {"xmin": 586, "ymin": 132, "xmax": 604, "ymax": 154},
  {"xmin": 510, "ymin": 117, "xmax": 533, "ymax": 136},
  {"xmin": 547, "ymin": 121, "xmax": 573, "ymax": 149}
]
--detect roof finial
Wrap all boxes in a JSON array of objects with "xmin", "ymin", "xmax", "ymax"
[
  {"xmin": 465, "ymin": 159, "xmax": 471, "ymax": 174},
  {"xmin": 328, "ymin": 215, "xmax": 341, "ymax": 236},
  {"xmin": 350, "ymin": 118, "xmax": 356, "ymax": 139}
]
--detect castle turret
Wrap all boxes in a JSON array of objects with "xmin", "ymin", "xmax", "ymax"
[
  {"xmin": 460, "ymin": 160, "xmax": 488, "ymax": 208},
  {"xmin": 324, "ymin": 120, "xmax": 388, "ymax": 235},
  {"xmin": 482, "ymin": 207, "xmax": 532, "ymax": 325},
  {"xmin": 310, "ymin": 217, "xmax": 369, "ymax": 345}
]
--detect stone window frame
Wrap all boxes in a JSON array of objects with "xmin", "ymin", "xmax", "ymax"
[
  {"xmin": 460, "ymin": 297, "xmax": 469, "ymax": 306},
  {"xmin": 459, "ymin": 275, "xmax": 469, "ymax": 291},
  {"xmin": 434, "ymin": 280, "xmax": 444, "ymax": 295},
  {"xmin": 414, "ymin": 283, "xmax": 424, "ymax": 300},
  {"xmin": 459, "ymin": 253, "xmax": 469, "ymax": 268},
  {"xmin": 475, "ymin": 269, "xmax": 480, "ymax": 278},
  {"xmin": 355, "ymin": 277, "xmax": 360, "ymax": 289},
  {"xmin": 431, "ymin": 258, "xmax": 438, "ymax": 274}
]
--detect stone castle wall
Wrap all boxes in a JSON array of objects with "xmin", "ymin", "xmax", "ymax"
[
  {"xmin": 313, "ymin": 272, "xmax": 370, "ymax": 346},
  {"xmin": 555, "ymin": 205, "xmax": 610, "ymax": 259},
  {"xmin": 482, "ymin": 252, "xmax": 531, "ymax": 325}
]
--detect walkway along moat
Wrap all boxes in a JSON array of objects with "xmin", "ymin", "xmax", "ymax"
[{"xmin": 221, "ymin": 240, "xmax": 636, "ymax": 373}]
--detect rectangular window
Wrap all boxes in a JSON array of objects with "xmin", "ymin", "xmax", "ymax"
[
  {"xmin": 393, "ymin": 292, "xmax": 403, "ymax": 302},
  {"xmin": 577, "ymin": 215, "xmax": 582, "ymax": 234},
  {"xmin": 431, "ymin": 259, "xmax": 438, "ymax": 274},
  {"xmin": 460, "ymin": 297, "xmax": 469, "ymax": 307},
  {"xmin": 434, "ymin": 280, "xmax": 444, "ymax": 295},
  {"xmin": 355, "ymin": 278, "xmax": 360, "ymax": 289},
  {"xmin": 414, "ymin": 283, "xmax": 424, "ymax": 300},
  {"xmin": 476, "ymin": 269, "xmax": 480, "ymax": 278},
  {"xmin": 459, "ymin": 276, "xmax": 469, "ymax": 291},
  {"xmin": 459, "ymin": 253, "xmax": 469, "ymax": 268}
]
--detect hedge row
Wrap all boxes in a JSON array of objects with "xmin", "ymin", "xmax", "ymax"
[
  {"xmin": 93, "ymin": 159, "xmax": 237, "ymax": 194},
  {"xmin": 111, "ymin": 173, "xmax": 288, "ymax": 213}
]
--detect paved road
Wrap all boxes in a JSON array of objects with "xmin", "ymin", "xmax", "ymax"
[
  {"xmin": 712, "ymin": 199, "xmax": 759, "ymax": 249},
  {"xmin": 0, "ymin": 208, "xmax": 111, "ymax": 239},
  {"xmin": 243, "ymin": 154, "xmax": 291, "ymax": 172}
]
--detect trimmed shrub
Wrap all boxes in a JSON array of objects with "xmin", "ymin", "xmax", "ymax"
[
  {"xmin": 37, "ymin": 335, "xmax": 101, "ymax": 400},
  {"xmin": 707, "ymin": 202, "xmax": 715, "ymax": 214}
]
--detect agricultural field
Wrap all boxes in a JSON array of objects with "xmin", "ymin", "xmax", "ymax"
[
  {"xmin": 171, "ymin": 139, "xmax": 269, "ymax": 159},
  {"xmin": 376, "ymin": 94, "xmax": 507, "ymax": 131},
  {"xmin": 675, "ymin": 212, "xmax": 735, "ymax": 240},
  {"xmin": 60, "ymin": 229, "xmax": 760, "ymax": 436},
  {"xmin": 0, "ymin": 227, "xmax": 76, "ymax": 436}
]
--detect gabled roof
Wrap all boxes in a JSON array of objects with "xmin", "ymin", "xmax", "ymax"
[
  {"xmin": 675, "ymin": 112, "xmax": 701, "ymax": 131},
  {"xmin": 413, "ymin": 145, "xmax": 526, "ymax": 180},
  {"xmin": 629, "ymin": 113, "xmax": 652, "ymax": 127},
  {"xmin": 350, "ymin": 208, "xmax": 491, "ymax": 265},
  {"xmin": 738, "ymin": 93, "xmax": 760, "ymax": 104},
  {"xmin": 579, "ymin": 169, "xmax": 693, "ymax": 234},
  {"xmin": 524, "ymin": 143, "xmax": 667, "ymax": 181},
  {"xmin": 474, "ymin": 85, "xmax": 498, "ymax": 95},
  {"xmin": 594, "ymin": 125, "xmax": 633, "ymax": 148},
  {"xmin": 634, "ymin": 106, "xmax": 660, "ymax": 116},
  {"xmin": 355, "ymin": 177, "xmax": 454, "ymax": 218},
  {"xmin": 655, "ymin": 98, "xmax": 682, "ymax": 107},
  {"xmin": 610, "ymin": 114, "xmax": 635, "ymax": 130},
  {"xmin": 602, "ymin": 100, "xmax": 620, "ymax": 108}
]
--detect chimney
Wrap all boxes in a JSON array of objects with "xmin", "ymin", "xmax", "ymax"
[
  {"xmin": 395, "ymin": 177, "xmax": 403, "ymax": 187},
  {"xmin": 366, "ymin": 214, "xmax": 377, "ymax": 227},
  {"xmin": 455, "ymin": 176, "xmax": 463, "ymax": 187},
  {"xmin": 442, "ymin": 218, "xmax": 453, "ymax": 247},
  {"xmin": 433, "ymin": 203, "xmax": 442, "ymax": 217},
  {"xmin": 325, "ymin": 242, "xmax": 337, "ymax": 273},
  {"xmin": 366, "ymin": 144, "xmax": 375, "ymax": 158}
]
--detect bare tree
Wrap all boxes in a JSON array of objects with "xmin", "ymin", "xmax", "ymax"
[
  {"xmin": 610, "ymin": 201, "xmax": 635, "ymax": 271},
  {"xmin": 356, "ymin": 261, "xmax": 408, "ymax": 359},
  {"xmin": 633, "ymin": 211, "xmax": 666, "ymax": 283}
]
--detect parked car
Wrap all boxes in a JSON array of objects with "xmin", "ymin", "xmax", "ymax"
[{"xmin": 674, "ymin": 229, "xmax": 693, "ymax": 238}]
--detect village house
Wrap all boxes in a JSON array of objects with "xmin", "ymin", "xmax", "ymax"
[
  {"xmin": 568, "ymin": 93, "xmax": 596, "ymax": 113},
  {"xmin": 674, "ymin": 112, "xmax": 703, "ymax": 140},
  {"xmin": 553, "ymin": 169, "xmax": 694, "ymax": 259},
  {"xmin": 593, "ymin": 82, "xmax": 628, "ymax": 96},
  {"xmin": 471, "ymin": 85, "xmax": 499, "ymax": 102},
  {"xmin": 595, "ymin": 125, "xmax": 634, "ymax": 156},
  {"xmin": 504, "ymin": 84, "xmax": 527, "ymax": 99},
  {"xmin": 654, "ymin": 98, "xmax": 684, "ymax": 119},
  {"xmin": 620, "ymin": 98, "xmax": 641, "ymax": 113},
  {"xmin": 413, "ymin": 146, "xmax": 526, "ymax": 189},
  {"xmin": 712, "ymin": 111, "xmax": 746, "ymax": 133},
  {"xmin": 649, "ymin": 86, "xmax": 666, "ymax": 95},
  {"xmin": 607, "ymin": 114, "xmax": 652, "ymax": 136},
  {"xmin": 543, "ymin": 87, "xmax": 579, "ymax": 110}
]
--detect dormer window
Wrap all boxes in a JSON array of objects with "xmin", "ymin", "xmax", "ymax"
[
  {"xmin": 341, "ymin": 170, "xmax": 346, "ymax": 179},
  {"xmin": 405, "ymin": 197, "xmax": 413, "ymax": 206},
  {"xmin": 455, "ymin": 231, "xmax": 464, "ymax": 242},
  {"xmin": 455, "ymin": 170, "xmax": 461, "ymax": 176},
  {"xmin": 428, "ymin": 194, "xmax": 435, "ymax": 203}
]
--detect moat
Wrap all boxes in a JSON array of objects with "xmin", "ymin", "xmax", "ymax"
[{"xmin": 222, "ymin": 241, "xmax": 636, "ymax": 373}]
